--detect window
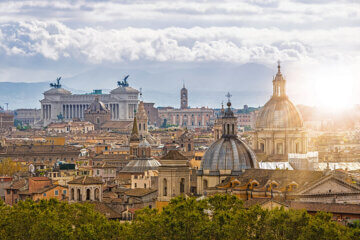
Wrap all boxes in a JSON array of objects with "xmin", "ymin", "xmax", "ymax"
[
  {"xmin": 295, "ymin": 143, "xmax": 300, "ymax": 153},
  {"xmin": 97, "ymin": 170, "xmax": 100, "ymax": 175},
  {"xmin": 71, "ymin": 188, "xmax": 74, "ymax": 200},
  {"xmin": 203, "ymin": 180, "xmax": 208, "ymax": 190},
  {"xmin": 77, "ymin": 189, "xmax": 81, "ymax": 201},
  {"xmin": 43, "ymin": 193, "xmax": 47, "ymax": 197},
  {"xmin": 135, "ymin": 183, "xmax": 137, "ymax": 188},
  {"xmin": 63, "ymin": 190, "xmax": 67, "ymax": 195},
  {"xmin": 54, "ymin": 190, "xmax": 59, "ymax": 196},
  {"xmin": 260, "ymin": 143, "xmax": 265, "ymax": 152},
  {"xmin": 163, "ymin": 178, "xmax": 168, "ymax": 196},
  {"xmin": 276, "ymin": 143, "xmax": 283, "ymax": 155},
  {"xmin": 180, "ymin": 178, "xmax": 185, "ymax": 193},
  {"xmin": 95, "ymin": 188, "xmax": 100, "ymax": 201},
  {"xmin": 144, "ymin": 183, "xmax": 147, "ymax": 189},
  {"xmin": 86, "ymin": 189, "xmax": 91, "ymax": 200}
]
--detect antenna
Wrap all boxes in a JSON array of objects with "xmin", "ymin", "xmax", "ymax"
[{"xmin": 225, "ymin": 92, "xmax": 232, "ymax": 102}]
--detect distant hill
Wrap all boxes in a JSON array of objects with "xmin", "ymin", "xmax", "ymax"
[
  {"xmin": 0, "ymin": 82, "xmax": 49, "ymax": 109},
  {"xmin": 0, "ymin": 63, "xmax": 274, "ymax": 110}
]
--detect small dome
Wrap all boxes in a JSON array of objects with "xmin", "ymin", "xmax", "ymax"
[
  {"xmin": 255, "ymin": 97, "xmax": 303, "ymax": 129},
  {"xmin": 110, "ymin": 86, "xmax": 139, "ymax": 94},
  {"xmin": 201, "ymin": 137, "xmax": 257, "ymax": 171},
  {"xmin": 44, "ymin": 88, "xmax": 71, "ymax": 95},
  {"xmin": 87, "ymin": 97, "xmax": 109, "ymax": 113}
]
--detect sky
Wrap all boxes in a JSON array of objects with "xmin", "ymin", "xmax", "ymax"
[{"xmin": 0, "ymin": 0, "xmax": 359, "ymax": 109}]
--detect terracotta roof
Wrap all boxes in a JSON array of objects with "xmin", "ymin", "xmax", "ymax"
[
  {"xmin": 30, "ymin": 177, "xmax": 50, "ymax": 181},
  {"xmin": 100, "ymin": 120, "xmax": 133, "ymax": 130},
  {"xmin": 7, "ymin": 178, "xmax": 27, "ymax": 190},
  {"xmin": 103, "ymin": 191, "xmax": 118, "ymax": 199},
  {"xmin": 68, "ymin": 176, "xmax": 103, "ymax": 185},
  {"xmin": 290, "ymin": 201, "xmax": 360, "ymax": 215},
  {"xmin": 216, "ymin": 169, "xmax": 324, "ymax": 190},
  {"xmin": 160, "ymin": 150, "xmax": 188, "ymax": 160},
  {"xmin": 125, "ymin": 188, "xmax": 157, "ymax": 197},
  {"xmin": 91, "ymin": 202, "xmax": 122, "ymax": 219}
]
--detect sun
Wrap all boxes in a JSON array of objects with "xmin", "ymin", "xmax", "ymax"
[{"xmin": 312, "ymin": 67, "xmax": 355, "ymax": 111}]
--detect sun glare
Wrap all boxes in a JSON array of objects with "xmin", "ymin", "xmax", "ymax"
[{"xmin": 312, "ymin": 67, "xmax": 355, "ymax": 111}]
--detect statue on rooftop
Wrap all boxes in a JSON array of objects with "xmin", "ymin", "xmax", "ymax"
[
  {"xmin": 50, "ymin": 77, "xmax": 62, "ymax": 88},
  {"xmin": 117, "ymin": 75, "xmax": 130, "ymax": 87}
]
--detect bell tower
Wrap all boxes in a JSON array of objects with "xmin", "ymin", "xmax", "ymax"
[
  {"xmin": 136, "ymin": 101, "xmax": 148, "ymax": 138},
  {"xmin": 180, "ymin": 84, "xmax": 188, "ymax": 109}
]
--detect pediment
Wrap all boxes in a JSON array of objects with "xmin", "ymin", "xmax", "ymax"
[{"xmin": 300, "ymin": 177, "xmax": 360, "ymax": 195}]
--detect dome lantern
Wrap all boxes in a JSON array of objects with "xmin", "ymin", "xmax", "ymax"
[
  {"xmin": 222, "ymin": 92, "xmax": 237, "ymax": 137},
  {"xmin": 272, "ymin": 60, "xmax": 286, "ymax": 98}
]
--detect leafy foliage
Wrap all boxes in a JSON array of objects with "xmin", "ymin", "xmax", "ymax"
[
  {"xmin": 0, "ymin": 158, "xmax": 24, "ymax": 176},
  {"xmin": 0, "ymin": 195, "xmax": 357, "ymax": 240}
]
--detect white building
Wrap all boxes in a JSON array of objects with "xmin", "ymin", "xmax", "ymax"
[{"xmin": 40, "ymin": 78, "xmax": 139, "ymax": 126}]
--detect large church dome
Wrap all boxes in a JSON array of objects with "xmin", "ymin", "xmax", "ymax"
[
  {"xmin": 200, "ymin": 99, "xmax": 257, "ymax": 172},
  {"xmin": 201, "ymin": 137, "xmax": 257, "ymax": 171},
  {"xmin": 255, "ymin": 97, "xmax": 303, "ymax": 129},
  {"xmin": 255, "ymin": 63, "xmax": 303, "ymax": 130}
]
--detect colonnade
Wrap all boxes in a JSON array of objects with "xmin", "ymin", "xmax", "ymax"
[{"xmin": 42, "ymin": 104, "xmax": 51, "ymax": 120}]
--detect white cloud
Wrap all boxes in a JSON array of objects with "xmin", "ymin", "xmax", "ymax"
[{"xmin": 0, "ymin": 20, "xmax": 359, "ymax": 67}]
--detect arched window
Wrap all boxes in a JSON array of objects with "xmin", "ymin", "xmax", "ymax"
[
  {"xmin": 139, "ymin": 123, "xmax": 141, "ymax": 130},
  {"xmin": 295, "ymin": 142, "xmax": 300, "ymax": 153},
  {"xmin": 95, "ymin": 188, "xmax": 100, "ymax": 201},
  {"xmin": 163, "ymin": 178, "xmax": 167, "ymax": 196},
  {"xmin": 276, "ymin": 143, "xmax": 283, "ymax": 155},
  {"xmin": 71, "ymin": 188, "xmax": 74, "ymax": 200},
  {"xmin": 203, "ymin": 179, "xmax": 208, "ymax": 190},
  {"xmin": 187, "ymin": 143, "xmax": 191, "ymax": 152},
  {"xmin": 180, "ymin": 178, "xmax": 185, "ymax": 193},
  {"xmin": 86, "ymin": 189, "xmax": 91, "ymax": 200},
  {"xmin": 77, "ymin": 189, "xmax": 81, "ymax": 201},
  {"xmin": 143, "ymin": 123, "xmax": 146, "ymax": 130},
  {"xmin": 260, "ymin": 143, "xmax": 265, "ymax": 152}
]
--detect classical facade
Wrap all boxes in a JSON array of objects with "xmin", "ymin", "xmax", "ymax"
[
  {"xmin": 157, "ymin": 150, "xmax": 191, "ymax": 205},
  {"xmin": 252, "ymin": 63, "xmax": 307, "ymax": 161},
  {"xmin": 68, "ymin": 176, "xmax": 103, "ymax": 202},
  {"xmin": 84, "ymin": 96, "xmax": 111, "ymax": 129},
  {"xmin": 40, "ymin": 78, "xmax": 139, "ymax": 126},
  {"xmin": 159, "ymin": 107, "xmax": 213, "ymax": 129},
  {"xmin": 14, "ymin": 109, "xmax": 41, "ymax": 126},
  {"xmin": 158, "ymin": 85, "xmax": 214, "ymax": 129},
  {"xmin": 197, "ymin": 98, "xmax": 258, "ymax": 195}
]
